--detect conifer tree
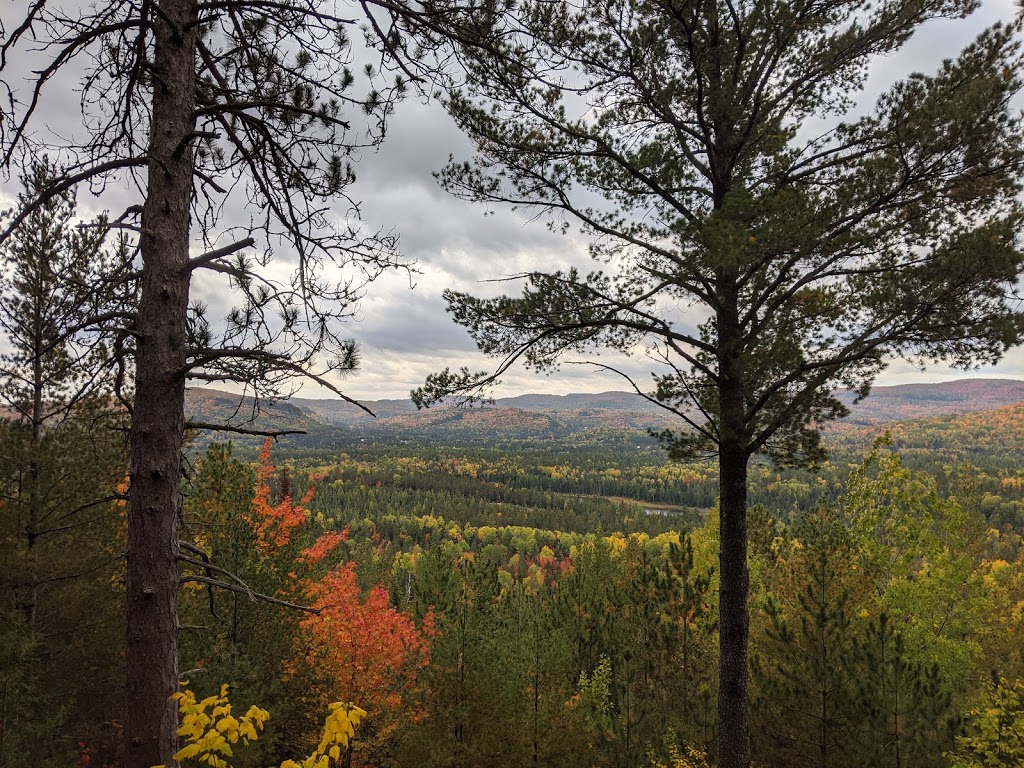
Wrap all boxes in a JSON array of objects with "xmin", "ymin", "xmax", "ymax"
[
  {"xmin": 409, "ymin": 4, "xmax": 1024, "ymax": 763},
  {"xmin": 398, "ymin": 547, "xmax": 495, "ymax": 766},
  {"xmin": 490, "ymin": 580, "xmax": 591, "ymax": 768},
  {"xmin": 655, "ymin": 536, "xmax": 716, "ymax": 757},
  {"xmin": 849, "ymin": 613, "xmax": 953, "ymax": 768},
  {"xmin": 0, "ymin": 160, "xmax": 124, "ymax": 605},
  {"xmin": 1, "ymin": 4, "xmax": 410, "ymax": 764},
  {"xmin": 751, "ymin": 509, "xmax": 862, "ymax": 768},
  {"xmin": 0, "ymin": 160, "xmax": 127, "ymax": 768}
]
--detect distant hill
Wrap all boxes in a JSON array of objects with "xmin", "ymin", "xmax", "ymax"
[
  {"xmin": 183, "ymin": 378, "xmax": 1024, "ymax": 447},
  {"xmin": 494, "ymin": 391, "xmax": 666, "ymax": 413},
  {"xmin": 298, "ymin": 396, "xmax": 419, "ymax": 423},
  {"xmin": 384, "ymin": 406, "xmax": 562, "ymax": 436},
  {"xmin": 184, "ymin": 389, "xmax": 326, "ymax": 438},
  {"xmin": 295, "ymin": 390, "xmax": 666, "ymax": 425},
  {"xmin": 296, "ymin": 378, "xmax": 1024, "ymax": 425},
  {"xmin": 829, "ymin": 400, "xmax": 1024, "ymax": 462},
  {"xmin": 834, "ymin": 378, "xmax": 1024, "ymax": 424}
]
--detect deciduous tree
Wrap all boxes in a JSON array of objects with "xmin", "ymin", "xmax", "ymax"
[{"xmin": 304, "ymin": 563, "xmax": 434, "ymax": 767}]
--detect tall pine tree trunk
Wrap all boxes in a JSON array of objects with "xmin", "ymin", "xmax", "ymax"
[
  {"xmin": 124, "ymin": 1, "xmax": 196, "ymax": 765},
  {"xmin": 717, "ymin": 278, "xmax": 750, "ymax": 768}
]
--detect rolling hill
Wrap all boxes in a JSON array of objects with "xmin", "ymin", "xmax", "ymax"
[
  {"xmin": 183, "ymin": 378, "xmax": 1024, "ymax": 448},
  {"xmin": 833, "ymin": 378, "xmax": 1024, "ymax": 424}
]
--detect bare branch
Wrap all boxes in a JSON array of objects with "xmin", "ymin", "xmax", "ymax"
[
  {"xmin": 179, "ymin": 574, "xmax": 322, "ymax": 615},
  {"xmin": 185, "ymin": 421, "xmax": 307, "ymax": 437},
  {"xmin": 0, "ymin": 157, "xmax": 148, "ymax": 244},
  {"xmin": 185, "ymin": 237, "xmax": 255, "ymax": 273}
]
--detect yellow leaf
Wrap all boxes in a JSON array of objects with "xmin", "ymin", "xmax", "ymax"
[{"xmin": 172, "ymin": 743, "xmax": 202, "ymax": 761}]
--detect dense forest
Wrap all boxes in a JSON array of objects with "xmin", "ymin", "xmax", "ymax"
[
  {"xmin": 3, "ymin": 0, "xmax": 1024, "ymax": 766},
  {"xmin": 3, "ymin": 396, "xmax": 1024, "ymax": 767}
]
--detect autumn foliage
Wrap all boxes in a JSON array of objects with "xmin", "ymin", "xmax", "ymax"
[
  {"xmin": 253, "ymin": 440, "xmax": 435, "ymax": 762},
  {"xmin": 170, "ymin": 682, "xmax": 367, "ymax": 768},
  {"xmin": 304, "ymin": 564, "xmax": 435, "ymax": 764},
  {"xmin": 178, "ymin": 441, "xmax": 435, "ymax": 765},
  {"xmin": 250, "ymin": 439, "xmax": 316, "ymax": 550},
  {"xmin": 242, "ymin": 440, "xmax": 437, "ymax": 761}
]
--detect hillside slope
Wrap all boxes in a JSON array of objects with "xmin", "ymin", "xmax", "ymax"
[
  {"xmin": 834, "ymin": 378, "xmax": 1024, "ymax": 424},
  {"xmin": 183, "ymin": 378, "xmax": 1024, "ymax": 448},
  {"xmin": 829, "ymin": 401, "xmax": 1024, "ymax": 462}
]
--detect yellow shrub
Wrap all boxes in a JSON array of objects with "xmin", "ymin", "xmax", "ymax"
[{"xmin": 157, "ymin": 684, "xmax": 366, "ymax": 768}]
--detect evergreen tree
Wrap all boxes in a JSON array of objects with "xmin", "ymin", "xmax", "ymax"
[
  {"xmin": 751, "ymin": 509, "xmax": 862, "ymax": 768},
  {"xmin": 849, "ymin": 613, "xmax": 953, "ymax": 768},
  {"xmin": 655, "ymin": 535, "xmax": 716, "ymax": 756},
  {"xmin": 0, "ymin": 161, "xmax": 127, "ymax": 768},
  {"xmin": 397, "ymin": 547, "xmax": 500, "ymax": 767},
  {"xmin": 0, "ymin": 4, "xmax": 414, "ymax": 763},
  {"xmin": 410, "ymin": 4, "xmax": 1024, "ymax": 764},
  {"xmin": 491, "ymin": 580, "xmax": 593, "ymax": 768},
  {"xmin": 178, "ymin": 444, "xmax": 316, "ymax": 766}
]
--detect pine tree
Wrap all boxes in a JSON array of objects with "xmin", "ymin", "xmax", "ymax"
[
  {"xmin": 410, "ymin": 5, "xmax": 1024, "ymax": 763},
  {"xmin": 751, "ymin": 509, "xmax": 862, "ymax": 768},
  {"xmin": 655, "ymin": 536, "xmax": 716, "ymax": 758},
  {"xmin": 0, "ymin": 160, "xmax": 128, "ymax": 768},
  {"xmin": 1, "ymin": 5, "xmax": 411, "ymax": 763},
  {"xmin": 849, "ymin": 613, "xmax": 953, "ymax": 768}
]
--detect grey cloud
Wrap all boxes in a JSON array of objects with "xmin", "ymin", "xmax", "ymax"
[
  {"xmin": 3, "ymin": 0, "xmax": 1021, "ymax": 405},
  {"xmin": 351, "ymin": 274, "xmax": 481, "ymax": 356}
]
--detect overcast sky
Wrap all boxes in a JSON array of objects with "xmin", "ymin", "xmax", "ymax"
[
  {"xmin": 3, "ymin": 0, "xmax": 1023, "ymax": 402},
  {"xmin": 333, "ymin": 0, "xmax": 1024, "ymax": 400}
]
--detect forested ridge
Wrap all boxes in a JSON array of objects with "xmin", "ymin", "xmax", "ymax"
[
  {"xmin": 4, "ymin": 391, "xmax": 1024, "ymax": 767},
  {"xmin": 182, "ymin": 378, "xmax": 1024, "ymax": 438}
]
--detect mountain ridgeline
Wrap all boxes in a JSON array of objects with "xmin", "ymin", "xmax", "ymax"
[{"xmin": 185, "ymin": 378, "xmax": 1024, "ymax": 453}]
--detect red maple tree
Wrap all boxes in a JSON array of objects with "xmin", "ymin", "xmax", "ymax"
[{"xmin": 304, "ymin": 563, "xmax": 435, "ymax": 766}]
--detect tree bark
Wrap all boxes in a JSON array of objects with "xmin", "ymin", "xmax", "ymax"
[
  {"xmin": 124, "ymin": 1, "xmax": 196, "ymax": 766},
  {"xmin": 716, "ymin": 278, "xmax": 750, "ymax": 768}
]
